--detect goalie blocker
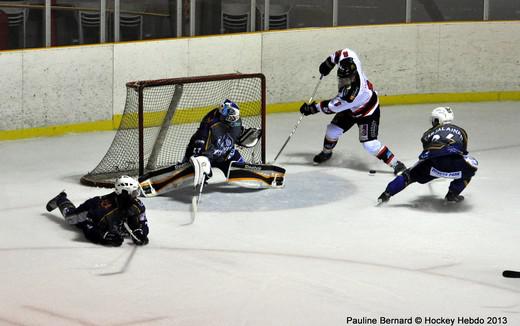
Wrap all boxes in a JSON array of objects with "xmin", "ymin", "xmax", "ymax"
[{"xmin": 139, "ymin": 158, "xmax": 285, "ymax": 197}]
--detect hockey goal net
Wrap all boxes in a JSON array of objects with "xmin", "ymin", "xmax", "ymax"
[{"xmin": 81, "ymin": 73, "xmax": 266, "ymax": 187}]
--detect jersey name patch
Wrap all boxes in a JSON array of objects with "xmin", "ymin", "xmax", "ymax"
[{"xmin": 429, "ymin": 167, "xmax": 462, "ymax": 179}]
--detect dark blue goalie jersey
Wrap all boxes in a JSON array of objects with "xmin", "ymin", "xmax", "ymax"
[
  {"xmin": 419, "ymin": 123, "xmax": 468, "ymax": 160},
  {"xmin": 185, "ymin": 108, "xmax": 243, "ymax": 163}
]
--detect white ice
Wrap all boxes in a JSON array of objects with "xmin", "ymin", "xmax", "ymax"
[{"xmin": 1, "ymin": 102, "xmax": 519, "ymax": 325}]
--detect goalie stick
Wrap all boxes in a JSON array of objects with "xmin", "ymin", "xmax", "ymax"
[
  {"xmin": 185, "ymin": 156, "xmax": 211, "ymax": 225},
  {"xmin": 186, "ymin": 174, "xmax": 206, "ymax": 226},
  {"xmin": 502, "ymin": 270, "xmax": 520, "ymax": 278}
]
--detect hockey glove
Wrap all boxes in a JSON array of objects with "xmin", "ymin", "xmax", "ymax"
[
  {"xmin": 237, "ymin": 127, "xmax": 262, "ymax": 148},
  {"xmin": 131, "ymin": 228, "xmax": 149, "ymax": 245},
  {"xmin": 319, "ymin": 57, "xmax": 334, "ymax": 76},
  {"xmin": 102, "ymin": 231, "xmax": 124, "ymax": 246},
  {"xmin": 300, "ymin": 102, "xmax": 319, "ymax": 116}
]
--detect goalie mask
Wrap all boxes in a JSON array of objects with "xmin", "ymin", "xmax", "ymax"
[
  {"xmin": 431, "ymin": 106, "xmax": 454, "ymax": 127},
  {"xmin": 115, "ymin": 175, "xmax": 140, "ymax": 198},
  {"xmin": 219, "ymin": 99, "xmax": 240, "ymax": 123}
]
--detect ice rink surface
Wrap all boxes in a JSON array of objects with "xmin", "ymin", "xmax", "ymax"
[{"xmin": 1, "ymin": 102, "xmax": 519, "ymax": 325}]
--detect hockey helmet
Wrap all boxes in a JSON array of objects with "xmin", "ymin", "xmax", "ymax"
[
  {"xmin": 114, "ymin": 175, "xmax": 140, "ymax": 198},
  {"xmin": 337, "ymin": 57, "xmax": 357, "ymax": 79},
  {"xmin": 219, "ymin": 99, "xmax": 240, "ymax": 123},
  {"xmin": 431, "ymin": 106, "xmax": 454, "ymax": 126}
]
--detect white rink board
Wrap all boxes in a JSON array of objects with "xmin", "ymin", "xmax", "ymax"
[
  {"xmin": 0, "ymin": 21, "xmax": 519, "ymax": 131},
  {"xmin": 21, "ymin": 46, "xmax": 114, "ymax": 127},
  {"xmin": 0, "ymin": 51, "xmax": 23, "ymax": 130},
  {"xmin": 113, "ymin": 40, "xmax": 190, "ymax": 116}
]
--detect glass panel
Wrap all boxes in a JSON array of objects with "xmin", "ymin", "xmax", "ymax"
[
  {"xmin": 0, "ymin": 0, "xmax": 44, "ymax": 49},
  {"xmin": 52, "ymin": 0, "xmax": 106, "ymax": 45},
  {"xmin": 288, "ymin": 0, "xmax": 333, "ymax": 28},
  {"xmin": 219, "ymin": 0, "xmax": 252, "ymax": 35},
  {"xmin": 116, "ymin": 0, "xmax": 145, "ymax": 41},
  {"xmin": 257, "ymin": 0, "xmax": 292, "ymax": 30},
  {"xmin": 411, "ymin": 0, "xmax": 484, "ymax": 23},
  {"xmin": 52, "ymin": 0, "xmax": 80, "ymax": 46},
  {"xmin": 196, "ymin": 0, "xmax": 223, "ymax": 35},
  {"xmin": 138, "ymin": 0, "xmax": 175, "ymax": 39},
  {"xmin": 338, "ymin": 0, "xmax": 406, "ymax": 26},
  {"xmin": 489, "ymin": 0, "xmax": 520, "ymax": 20}
]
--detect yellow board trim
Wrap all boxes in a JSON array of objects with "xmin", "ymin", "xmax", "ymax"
[
  {"xmin": 267, "ymin": 91, "xmax": 520, "ymax": 114},
  {"xmin": 1, "ymin": 91, "xmax": 519, "ymax": 141}
]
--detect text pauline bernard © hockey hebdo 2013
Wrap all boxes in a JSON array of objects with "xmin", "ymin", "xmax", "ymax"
[{"xmin": 345, "ymin": 316, "xmax": 508, "ymax": 325}]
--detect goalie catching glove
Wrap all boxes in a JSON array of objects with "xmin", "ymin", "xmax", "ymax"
[{"xmin": 237, "ymin": 127, "xmax": 262, "ymax": 148}]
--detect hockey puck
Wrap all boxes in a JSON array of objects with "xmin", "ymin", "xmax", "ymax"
[
  {"xmin": 369, "ymin": 170, "xmax": 377, "ymax": 175},
  {"xmin": 503, "ymin": 270, "xmax": 520, "ymax": 278}
]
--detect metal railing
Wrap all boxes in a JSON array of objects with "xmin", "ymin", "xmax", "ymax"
[{"xmin": 0, "ymin": 0, "xmax": 518, "ymax": 50}]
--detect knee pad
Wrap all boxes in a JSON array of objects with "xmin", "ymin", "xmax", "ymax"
[
  {"xmin": 362, "ymin": 139, "xmax": 383, "ymax": 156},
  {"xmin": 325, "ymin": 123, "xmax": 344, "ymax": 142},
  {"xmin": 401, "ymin": 168, "xmax": 412, "ymax": 185},
  {"xmin": 464, "ymin": 155, "xmax": 478, "ymax": 171}
]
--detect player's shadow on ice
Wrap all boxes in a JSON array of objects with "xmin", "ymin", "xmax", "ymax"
[
  {"xmin": 281, "ymin": 152, "xmax": 389, "ymax": 173},
  {"xmin": 391, "ymin": 195, "xmax": 472, "ymax": 213},
  {"xmin": 163, "ymin": 184, "xmax": 265, "ymax": 204},
  {"xmin": 41, "ymin": 212, "xmax": 91, "ymax": 243}
]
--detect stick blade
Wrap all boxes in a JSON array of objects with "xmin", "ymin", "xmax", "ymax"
[{"xmin": 181, "ymin": 189, "xmax": 198, "ymax": 226}]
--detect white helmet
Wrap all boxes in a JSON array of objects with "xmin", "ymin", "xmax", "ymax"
[
  {"xmin": 114, "ymin": 175, "xmax": 140, "ymax": 198},
  {"xmin": 431, "ymin": 106, "xmax": 454, "ymax": 126}
]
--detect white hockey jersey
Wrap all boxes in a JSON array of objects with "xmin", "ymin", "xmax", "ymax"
[{"xmin": 316, "ymin": 48, "xmax": 379, "ymax": 118}]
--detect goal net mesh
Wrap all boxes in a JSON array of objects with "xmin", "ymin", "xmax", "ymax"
[{"xmin": 81, "ymin": 73, "xmax": 265, "ymax": 187}]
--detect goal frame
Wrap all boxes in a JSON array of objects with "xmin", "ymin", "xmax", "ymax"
[{"xmin": 81, "ymin": 73, "xmax": 266, "ymax": 188}]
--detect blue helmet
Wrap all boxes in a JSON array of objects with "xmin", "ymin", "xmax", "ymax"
[{"xmin": 219, "ymin": 99, "xmax": 240, "ymax": 123}]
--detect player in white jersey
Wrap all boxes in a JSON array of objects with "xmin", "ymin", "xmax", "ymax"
[{"xmin": 300, "ymin": 48, "xmax": 406, "ymax": 175}]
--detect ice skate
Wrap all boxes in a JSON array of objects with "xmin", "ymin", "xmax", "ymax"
[
  {"xmin": 377, "ymin": 191, "xmax": 391, "ymax": 205},
  {"xmin": 313, "ymin": 151, "xmax": 332, "ymax": 164},
  {"xmin": 46, "ymin": 191, "xmax": 67, "ymax": 212},
  {"xmin": 445, "ymin": 191, "xmax": 464, "ymax": 203}
]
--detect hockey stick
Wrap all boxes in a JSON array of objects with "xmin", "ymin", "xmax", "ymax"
[
  {"xmin": 272, "ymin": 75, "xmax": 323, "ymax": 163},
  {"xmin": 186, "ymin": 174, "xmax": 206, "ymax": 226},
  {"xmin": 123, "ymin": 222, "xmax": 142, "ymax": 245},
  {"xmin": 98, "ymin": 242, "xmax": 138, "ymax": 276},
  {"xmin": 502, "ymin": 270, "xmax": 520, "ymax": 278}
]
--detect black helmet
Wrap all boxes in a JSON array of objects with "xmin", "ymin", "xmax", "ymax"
[{"xmin": 337, "ymin": 57, "xmax": 357, "ymax": 78}]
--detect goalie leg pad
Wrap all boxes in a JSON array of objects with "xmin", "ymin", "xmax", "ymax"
[
  {"xmin": 227, "ymin": 161, "xmax": 286, "ymax": 189},
  {"xmin": 138, "ymin": 162, "xmax": 195, "ymax": 197}
]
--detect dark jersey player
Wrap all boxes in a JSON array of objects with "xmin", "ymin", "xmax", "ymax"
[
  {"xmin": 46, "ymin": 175, "xmax": 149, "ymax": 246},
  {"xmin": 378, "ymin": 107, "xmax": 478, "ymax": 204},
  {"xmin": 184, "ymin": 99, "xmax": 246, "ymax": 175}
]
